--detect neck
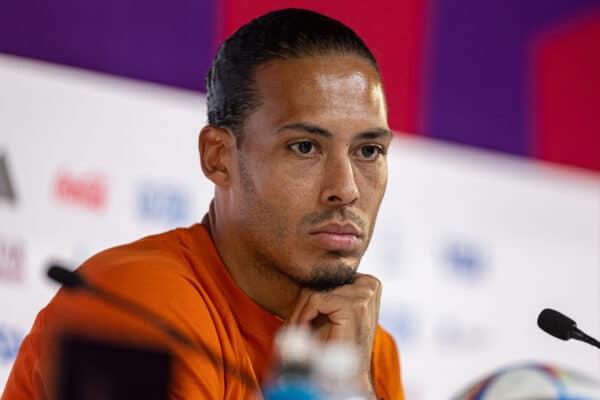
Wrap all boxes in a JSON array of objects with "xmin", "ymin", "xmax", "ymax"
[{"xmin": 202, "ymin": 202, "xmax": 300, "ymax": 319}]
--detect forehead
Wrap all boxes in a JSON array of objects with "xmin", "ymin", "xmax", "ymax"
[{"xmin": 250, "ymin": 54, "xmax": 388, "ymax": 128}]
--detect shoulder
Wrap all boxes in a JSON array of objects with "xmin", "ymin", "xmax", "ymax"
[
  {"xmin": 21, "ymin": 226, "xmax": 232, "ymax": 398},
  {"xmin": 81, "ymin": 227, "xmax": 193, "ymax": 277},
  {"xmin": 76, "ymin": 225, "xmax": 211, "ymax": 303},
  {"xmin": 53, "ymin": 226, "xmax": 216, "ymax": 333},
  {"xmin": 19, "ymin": 226, "xmax": 222, "ymax": 354},
  {"xmin": 372, "ymin": 326, "xmax": 405, "ymax": 400}
]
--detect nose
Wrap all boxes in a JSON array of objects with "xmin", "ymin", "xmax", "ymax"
[{"xmin": 320, "ymin": 154, "xmax": 359, "ymax": 206}]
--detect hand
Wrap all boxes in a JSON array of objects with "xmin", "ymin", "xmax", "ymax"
[{"xmin": 285, "ymin": 273, "xmax": 382, "ymax": 397}]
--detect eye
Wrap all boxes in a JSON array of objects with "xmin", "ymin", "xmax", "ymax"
[
  {"xmin": 289, "ymin": 141, "xmax": 316, "ymax": 156},
  {"xmin": 356, "ymin": 144, "xmax": 384, "ymax": 161}
]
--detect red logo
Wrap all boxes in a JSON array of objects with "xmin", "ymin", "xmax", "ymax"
[
  {"xmin": 54, "ymin": 172, "xmax": 107, "ymax": 211},
  {"xmin": 0, "ymin": 239, "xmax": 24, "ymax": 283}
]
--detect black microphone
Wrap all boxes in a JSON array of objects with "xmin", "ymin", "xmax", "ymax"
[
  {"xmin": 48, "ymin": 265, "xmax": 87, "ymax": 289},
  {"xmin": 537, "ymin": 308, "xmax": 600, "ymax": 349},
  {"xmin": 46, "ymin": 264, "xmax": 256, "ymax": 387}
]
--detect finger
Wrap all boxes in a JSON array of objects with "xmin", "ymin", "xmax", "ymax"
[
  {"xmin": 354, "ymin": 274, "xmax": 382, "ymax": 311},
  {"xmin": 295, "ymin": 277, "xmax": 380, "ymax": 318},
  {"xmin": 296, "ymin": 291, "xmax": 351, "ymax": 325},
  {"xmin": 295, "ymin": 292, "xmax": 325, "ymax": 324},
  {"xmin": 292, "ymin": 276, "xmax": 382, "ymax": 328},
  {"xmin": 354, "ymin": 273, "xmax": 382, "ymax": 293},
  {"xmin": 285, "ymin": 288, "xmax": 313, "ymax": 326}
]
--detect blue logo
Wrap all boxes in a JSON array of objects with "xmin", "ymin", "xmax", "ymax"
[
  {"xmin": 442, "ymin": 240, "xmax": 487, "ymax": 283},
  {"xmin": 137, "ymin": 184, "xmax": 191, "ymax": 226},
  {"xmin": 0, "ymin": 324, "xmax": 23, "ymax": 363}
]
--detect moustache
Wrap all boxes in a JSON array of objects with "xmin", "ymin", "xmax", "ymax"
[{"xmin": 300, "ymin": 208, "xmax": 366, "ymax": 233}]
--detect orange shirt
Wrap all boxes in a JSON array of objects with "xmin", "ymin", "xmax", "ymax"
[{"xmin": 2, "ymin": 224, "xmax": 404, "ymax": 399}]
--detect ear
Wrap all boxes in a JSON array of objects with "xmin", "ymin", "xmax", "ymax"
[{"xmin": 198, "ymin": 125, "xmax": 236, "ymax": 187}]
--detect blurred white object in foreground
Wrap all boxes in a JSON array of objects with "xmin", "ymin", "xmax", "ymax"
[{"xmin": 264, "ymin": 326, "xmax": 368, "ymax": 400}]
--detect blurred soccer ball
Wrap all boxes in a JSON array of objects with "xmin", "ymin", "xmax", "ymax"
[{"xmin": 453, "ymin": 363, "xmax": 600, "ymax": 400}]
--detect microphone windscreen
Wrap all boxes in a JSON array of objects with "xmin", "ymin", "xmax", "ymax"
[
  {"xmin": 537, "ymin": 308, "xmax": 576, "ymax": 341},
  {"xmin": 47, "ymin": 264, "xmax": 85, "ymax": 289}
]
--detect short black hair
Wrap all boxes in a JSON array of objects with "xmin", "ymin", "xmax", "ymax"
[{"xmin": 206, "ymin": 8, "xmax": 379, "ymax": 145}]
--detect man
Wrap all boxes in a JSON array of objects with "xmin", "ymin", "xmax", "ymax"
[{"xmin": 2, "ymin": 8, "xmax": 404, "ymax": 400}]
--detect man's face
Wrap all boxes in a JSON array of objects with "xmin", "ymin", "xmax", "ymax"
[{"xmin": 230, "ymin": 54, "xmax": 391, "ymax": 291}]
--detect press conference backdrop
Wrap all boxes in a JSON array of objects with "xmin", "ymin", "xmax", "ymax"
[
  {"xmin": 2, "ymin": 1, "xmax": 600, "ymax": 399},
  {"xmin": 1, "ymin": 53, "xmax": 599, "ymax": 400}
]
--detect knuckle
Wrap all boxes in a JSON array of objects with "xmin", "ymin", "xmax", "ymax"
[
  {"xmin": 359, "ymin": 287, "xmax": 373, "ymax": 299},
  {"xmin": 357, "ymin": 274, "xmax": 381, "ymax": 289},
  {"xmin": 369, "ymin": 276, "xmax": 382, "ymax": 291},
  {"xmin": 353, "ymin": 299, "xmax": 369, "ymax": 314},
  {"xmin": 359, "ymin": 284, "xmax": 377, "ymax": 300}
]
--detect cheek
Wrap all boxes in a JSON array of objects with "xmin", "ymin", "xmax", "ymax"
[
  {"xmin": 358, "ymin": 164, "xmax": 388, "ymax": 204},
  {"xmin": 260, "ymin": 162, "xmax": 318, "ymax": 201},
  {"xmin": 251, "ymin": 166, "xmax": 316, "ymax": 227}
]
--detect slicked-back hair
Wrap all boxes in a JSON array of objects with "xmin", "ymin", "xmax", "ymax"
[{"xmin": 206, "ymin": 8, "xmax": 380, "ymax": 146}]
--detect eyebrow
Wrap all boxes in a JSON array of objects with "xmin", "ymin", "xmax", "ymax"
[{"xmin": 276, "ymin": 122, "xmax": 393, "ymax": 140}]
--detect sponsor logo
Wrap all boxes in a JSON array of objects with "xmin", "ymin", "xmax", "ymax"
[
  {"xmin": 137, "ymin": 183, "xmax": 190, "ymax": 226},
  {"xmin": 0, "ymin": 323, "xmax": 23, "ymax": 364},
  {"xmin": 0, "ymin": 154, "xmax": 17, "ymax": 204},
  {"xmin": 0, "ymin": 238, "xmax": 24, "ymax": 283},
  {"xmin": 53, "ymin": 171, "xmax": 107, "ymax": 211},
  {"xmin": 442, "ymin": 240, "xmax": 487, "ymax": 283}
]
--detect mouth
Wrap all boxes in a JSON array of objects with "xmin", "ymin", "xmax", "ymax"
[{"xmin": 308, "ymin": 223, "xmax": 363, "ymax": 252}]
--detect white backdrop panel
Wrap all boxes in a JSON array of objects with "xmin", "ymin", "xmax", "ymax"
[{"xmin": 1, "ymin": 54, "xmax": 599, "ymax": 399}]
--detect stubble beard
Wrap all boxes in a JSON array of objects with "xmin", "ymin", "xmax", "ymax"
[
  {"xmin": 237, "ymin": 154, "xmax": 362, "ymax": 292},
  {"xmin": 302, "ymin": 262, "xmax": 357, "ymax": 291}
]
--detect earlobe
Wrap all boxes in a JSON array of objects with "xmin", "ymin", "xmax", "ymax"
[{"xmin": 198, "ymin": 125, "xmax": 235, "ymax": 187}]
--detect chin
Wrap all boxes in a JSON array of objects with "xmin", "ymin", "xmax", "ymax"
[{"xmin": 300, "ymin": 261, "xmax": 358, "ymax": 292}]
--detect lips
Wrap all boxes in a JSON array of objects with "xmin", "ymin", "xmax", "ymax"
[{"xmin": 309, "ymin": 223, "xmax": 363, "ymax": 252}]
